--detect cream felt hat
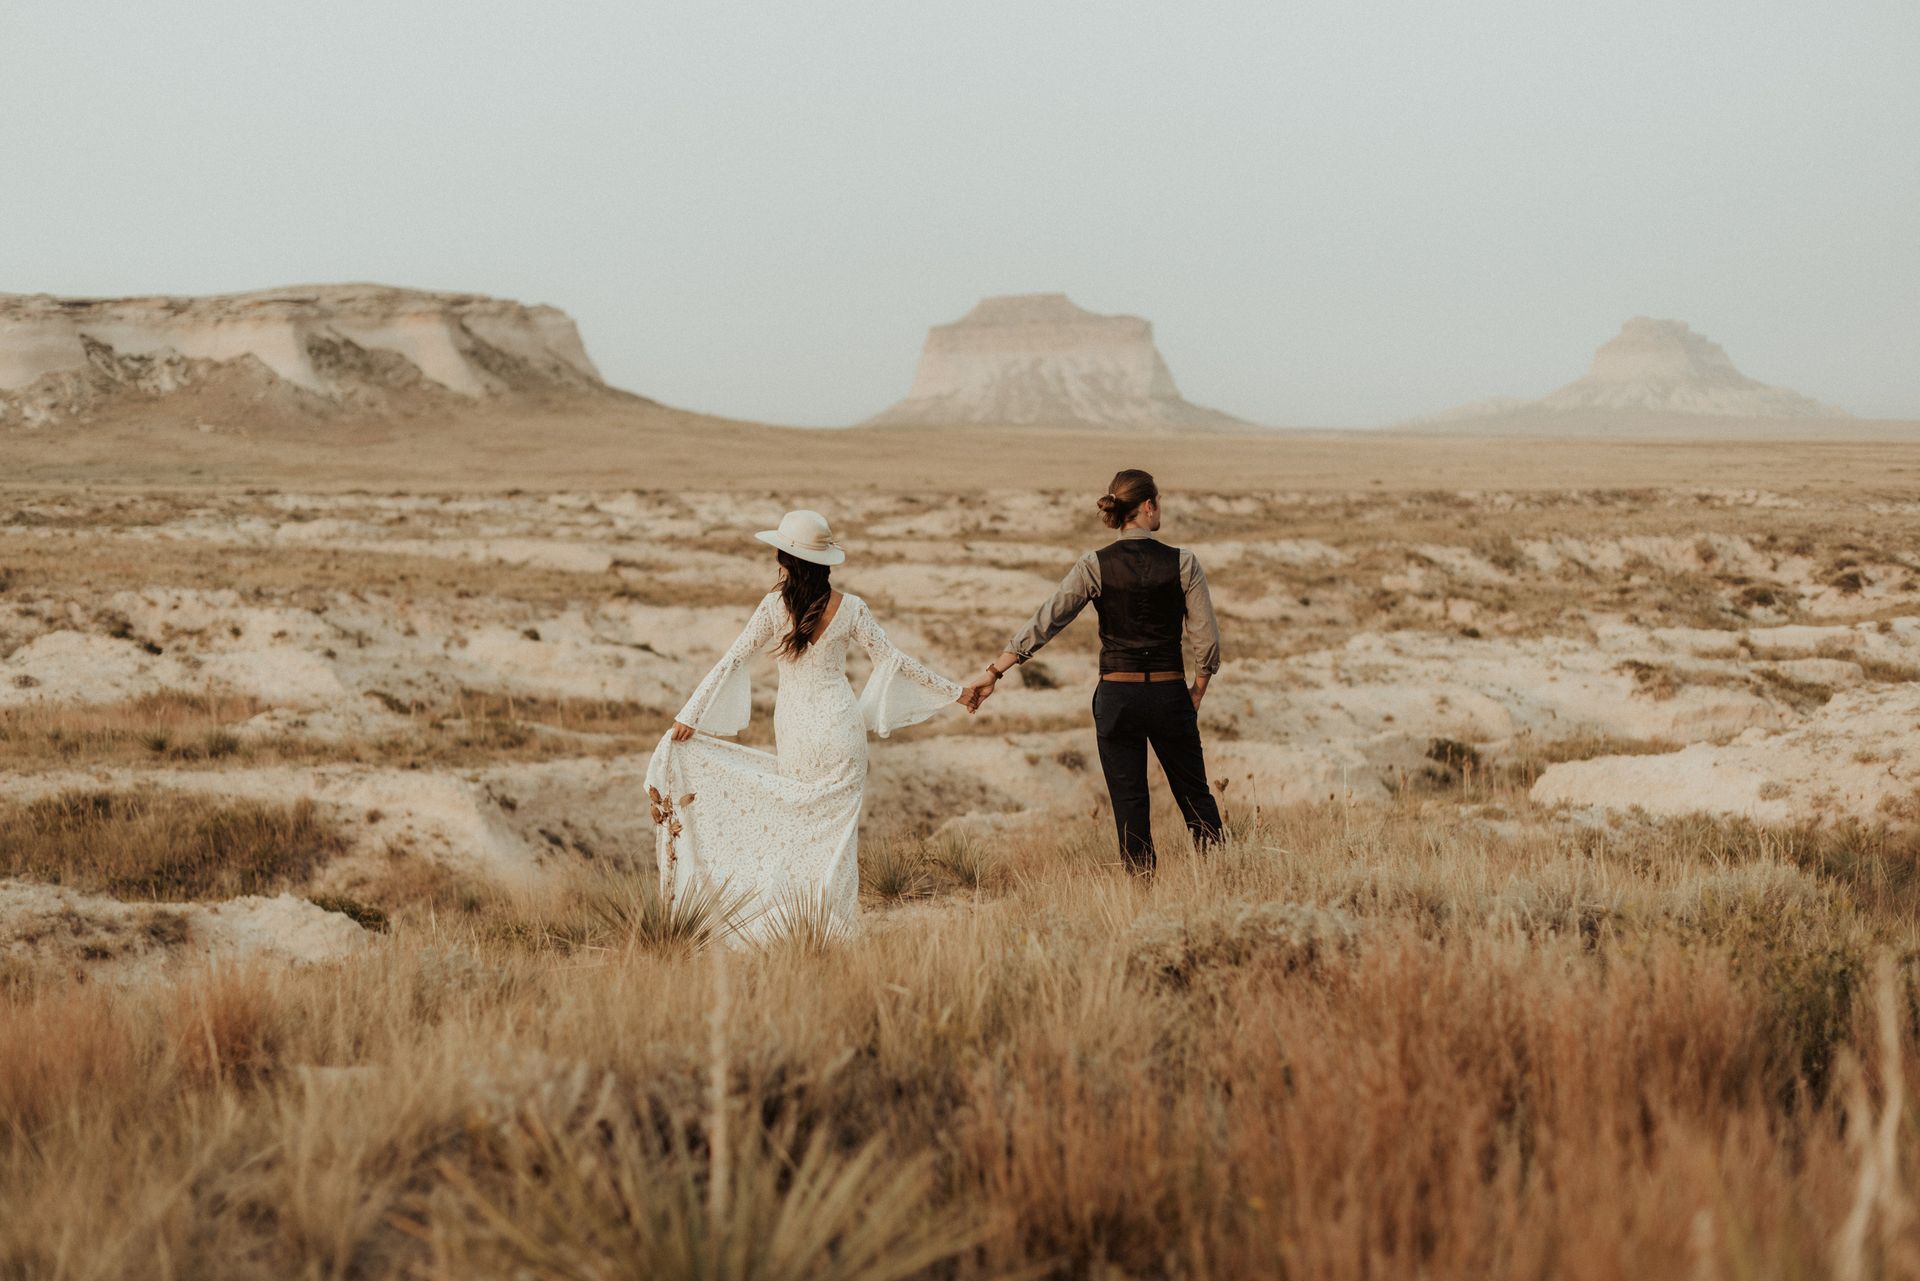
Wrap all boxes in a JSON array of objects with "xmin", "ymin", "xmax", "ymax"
[{"xmin": 754, "ymin": 509, "xmax": 845, "ymax": 566}]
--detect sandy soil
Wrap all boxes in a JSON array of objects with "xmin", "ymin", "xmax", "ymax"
[{"xmin": 8, "ymin": 401, "xmax": 1920, "ymax": 492}]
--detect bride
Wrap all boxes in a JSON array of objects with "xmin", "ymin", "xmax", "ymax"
[{"xmin": 644, "ymin": 509, "xmax": 967, "ymax": 940}]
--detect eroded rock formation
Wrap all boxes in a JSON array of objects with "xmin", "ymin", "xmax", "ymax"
[
  {"xmin": 865, "ymin": 293, "xmax": 1246, "ymax": 431},
  {"xmin": 1416, "ymin": 317, "xmax": 1848, "ymax": 426},
  {"xmin": 0, "ymin": 284, "xmax": 628, "ymax": 427}
]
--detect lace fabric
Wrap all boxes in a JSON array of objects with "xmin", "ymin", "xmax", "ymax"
[{"xmin": 648, "ymin": 592, "xmax": 961, "ymax": 940}]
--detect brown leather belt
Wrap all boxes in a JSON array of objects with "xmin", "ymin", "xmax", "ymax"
[{"xmin": 1101, "ymin": 671, "xmax": 1186, "ymax": 683}]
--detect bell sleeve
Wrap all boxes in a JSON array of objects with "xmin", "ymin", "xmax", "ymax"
[
  {"xmin": 674, "ymin": 593, "xmax": 783, "ymax": 736},
  {"xmin": 850, "ymin": 598, "xmax": 963, "ymax": 737}
]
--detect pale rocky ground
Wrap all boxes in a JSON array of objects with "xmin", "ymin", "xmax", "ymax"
[
  {"xmin": 0, "ymin": 880, "xmax": 367, "ymax": 983},
  {"xmin": 5, "ymin": 472, "xmax": 1920, "ymax": 975}
]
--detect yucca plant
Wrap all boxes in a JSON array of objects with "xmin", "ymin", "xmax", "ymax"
[
  {"xmin": 928, "ymin": 832, "xmax": 997, "ymax": 891},
  {"xmin": 763, "ymin": 885, "xmax": 849, "ymax": 955},
  {"xmin": 576, "ymin": 870, "xmax": 755, "ymax": 955},
  {"xmin": 859, "ymin": 840, "xmax": 931, "ymax": 903},
  {"xmin": 427, "ymin": 1110, "xmax": 984, "ymax": 1281}
]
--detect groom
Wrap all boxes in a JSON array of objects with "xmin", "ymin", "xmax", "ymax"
[{"xmin": 962, "ymin": 468, "xmax": 1223, "ymax": 874}]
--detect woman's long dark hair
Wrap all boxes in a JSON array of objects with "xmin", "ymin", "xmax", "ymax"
[{"xmin": 774, "ymin": 550, "xmax": 834, "ymax": 659}]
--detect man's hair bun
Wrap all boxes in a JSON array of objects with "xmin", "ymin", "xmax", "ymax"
[{"xmin": 1097, "ymin": 469, "xmax": 1158, "ymax": 529}]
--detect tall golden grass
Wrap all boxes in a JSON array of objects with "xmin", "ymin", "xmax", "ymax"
[
  {"xmin": 3, "ymin": 798, "xmax": 1919, "ymax": 1278},
  {"xmin": 0, "ymin": 790, "xmax": 347, "ymax": 899}
]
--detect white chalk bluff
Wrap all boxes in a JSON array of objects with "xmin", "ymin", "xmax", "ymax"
[
  {"xmin": 865, "ymin": 293, "xmax": 1246, "ymax": 431},
  {"xmin": 1539, "ymin": 317, "xmax": 1846, "ymax": 417},
  {"xmin": 0, "ymin": 284, "xmax": 623, "ymax": 427},
  {"xmin": 1418, "ymin": 316, "xmax": 1849, "ymax": 425}
]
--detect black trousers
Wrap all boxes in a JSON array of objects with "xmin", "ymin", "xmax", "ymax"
[{"xmin": 1091, "ymin": 680, "xmax": 1223, "ymax": 873}]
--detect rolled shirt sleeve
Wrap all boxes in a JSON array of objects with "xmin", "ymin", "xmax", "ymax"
[
  {"xmin": 1008, "ymin": 550, "xmax": 1100, "ymax": 661},
  {"xmin": 1179, "ymin": 548, "xmax": 1222, "ymax": 676}
]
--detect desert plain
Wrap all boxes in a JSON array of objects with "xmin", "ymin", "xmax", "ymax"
[{"xmin": 7, "ymin": 413, "xmax": 1920, "ymax": 1278}]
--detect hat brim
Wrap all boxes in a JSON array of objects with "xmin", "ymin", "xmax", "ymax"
[{"xmin": 755, "ymin": 530, "xmax": 845, "ymax": 566}]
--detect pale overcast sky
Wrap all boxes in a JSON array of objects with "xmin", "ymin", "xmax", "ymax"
[{"xmin": 2, "ymin": 0, "xmax": 1915, "ymax": 425}]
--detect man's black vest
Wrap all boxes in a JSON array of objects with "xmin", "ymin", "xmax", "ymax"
[{"xmin": 1093, "ymin": 539, "xmax": 1186, "ymax": 673}]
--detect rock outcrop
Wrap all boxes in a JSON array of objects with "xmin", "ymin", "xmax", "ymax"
[
  {"xmin": 1532, "ymin": 684, "xmax": 1920, "ymax": 828},
  {"xmin": 0, "ymin": 284, "xmax": 629, "ymax": 427},
  {"xmin": 1542, "ymin": 318, "xmax": 1846, "ymax": 417},
  {"xmin": 1414, "ymin": 317, "xmax": 1848, "ymax": 427},
  {"xmin": 864, "ymin": 293, "xmax": 1247, "ymax": 431},
  {"xmin": 0, "ymin": 880, "xmax": 369, "ymax": 981}
]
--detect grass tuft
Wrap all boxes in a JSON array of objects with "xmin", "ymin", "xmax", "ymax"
[
  {"xmin": 763, "ymin": 885, "xmax": 848, "ymax": 955},
  {"xmin": 859, "ymin": 840, "xmax": 931, "ymax": 903},
  {"xmin": 927, "ymin": 832, "xmax": 999, "ymax": 891},
  {"xmin": 573, "ymin": 871, "xmax": 756, "ymax": 955},
  {"xmin": 430, "ymin": 1113, "xmax": 982, "ymax": 1281}
]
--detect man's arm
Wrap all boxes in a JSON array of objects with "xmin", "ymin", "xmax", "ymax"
[
  {"xmin": 961, "ymin": 552, "xmax": 1099, "ymax": 707},
  {"xmin": 1180, "ymin": 548, "xmax": 1222, "ymax": 708},
  {"xmin": 1008, "ymin": 551, "xmax": 1099, "ymax": 662}
]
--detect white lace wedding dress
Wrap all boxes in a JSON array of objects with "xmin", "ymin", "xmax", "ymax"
[{"xmin": 644, "ymin": 592, "xmax": 961, "ymax": 940}]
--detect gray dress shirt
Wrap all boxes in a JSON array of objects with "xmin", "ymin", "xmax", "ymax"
[{"xmin": 1008, "ymin": 529, "xmax": 1222, "ymax": 676}]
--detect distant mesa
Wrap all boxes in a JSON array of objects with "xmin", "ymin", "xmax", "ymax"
[
  {"xmin": 1415, "ymin": 317, "xmax": 1849, "ymax": 427},
  {"xmin": 0, "ymin": 284, "xmax": 634, "ymax": 428},
  {"xmin": 864, "ymin": 293, "xmax": 1249, "ymax": 432}
]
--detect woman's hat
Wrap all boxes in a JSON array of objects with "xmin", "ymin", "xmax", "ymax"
[{"xmin": 755, "ymin": 509, "xmax": 845, "ymax": 566}]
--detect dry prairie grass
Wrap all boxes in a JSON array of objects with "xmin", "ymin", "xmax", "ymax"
[
  {"xmin": 0, "ymin": 791, "xmax": 348, "ymax": 899},
  {"xmin": 0, "ymin": 691, "xmax": 666, "ymax": 770},
  {"xmin": 0, "ymin": 530, "xmax": 752, "ymax": 613},
  {"xmin": 5, "ymin": 799, "xmax": 1920, "ymax": 1278},
  {"xmin": 375, "ymin": 689, "xmax": 674, "ymax": 755},
  {"xmin": 9, "ymin": 474, "xmax": 1920, "ymax": 1276},
  {"xmin": 0, "ymin": 691, "xmax": 269, "ymax": 764}
]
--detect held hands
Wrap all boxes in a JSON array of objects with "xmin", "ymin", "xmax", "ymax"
[
  {"xmin": 961, "ymin": 650, "xmax": 1022, "ymax": 713},
  {"xmin": 958, "ymin": 668, "xmax": 999, "ymax": 713}
]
